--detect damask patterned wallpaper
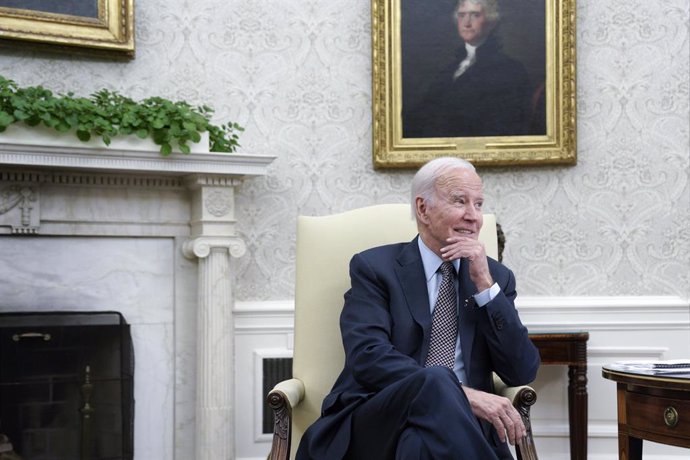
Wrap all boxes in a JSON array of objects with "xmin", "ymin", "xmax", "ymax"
[{"xmin": 0, "ymin": 0, "xmax": 687, "ymax": 300}]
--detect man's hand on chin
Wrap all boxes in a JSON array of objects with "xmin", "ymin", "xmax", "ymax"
[{"xmin": 440, "ymin": 236, "xmax": 493, "ymax": 290}]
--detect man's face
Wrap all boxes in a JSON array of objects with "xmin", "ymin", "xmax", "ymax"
[
  {"xmin": 456, "ymin": 2, "xmax": 494, "ymax": 46},
  {"xmin": 416, "ymin": 168, "xmax": 484, "ymax": 256}
]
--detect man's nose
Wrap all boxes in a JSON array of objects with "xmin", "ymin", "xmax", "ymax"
[{"xmin": 464, "ymin": 205, "xmax": 478, "ymax": 220}]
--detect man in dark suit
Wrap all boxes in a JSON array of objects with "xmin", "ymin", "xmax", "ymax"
[
  {"xmin": 403, "ymin": 0, "xmax": 532, "ymax": 138},
  {"xmin": 296, "ymin": 157, "xmax": 540, "ymax": 459}
]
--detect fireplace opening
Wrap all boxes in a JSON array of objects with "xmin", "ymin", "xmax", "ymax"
[{"xmin": 0, "ymin": 311, "xmax": 134, "ymax": 460}]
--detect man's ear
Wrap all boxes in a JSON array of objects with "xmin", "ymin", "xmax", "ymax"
[{"xmin": 415, "ymin": 196, "xmax": 429, "ymax": 224}]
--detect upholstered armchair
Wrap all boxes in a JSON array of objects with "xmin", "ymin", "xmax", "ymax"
[{"xmin": 267, "ymin": 204, "xmax": 538, "ymax": 460}]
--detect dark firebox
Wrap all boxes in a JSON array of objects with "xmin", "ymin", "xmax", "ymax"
[{"xmin": 0, "ymin": 312, "xmax": 134, "ymax": 460}]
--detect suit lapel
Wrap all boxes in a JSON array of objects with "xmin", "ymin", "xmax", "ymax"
[{"xmin": 394, "ymin": 237, "xmax": 432, "ymax": 358}]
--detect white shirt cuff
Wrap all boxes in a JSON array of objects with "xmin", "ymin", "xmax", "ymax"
[{"xmin": 473, "ymin": 282, "xmax": 500, "ymax": 307}]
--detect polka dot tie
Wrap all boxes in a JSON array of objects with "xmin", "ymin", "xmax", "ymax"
[{"xmin": 424, "ymin": 262, "xmax": 458, "ymax": 369}]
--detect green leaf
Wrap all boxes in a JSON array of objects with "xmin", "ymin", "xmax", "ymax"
[
  {"xmin": 76, "ymin": 130, "xmax": 91, "ymax": 141},
  {"xmin": 160, "ymin": 143, "xmax": 172, "ymax": 156},
  {"xmin": 152, "ymin": 129, "xmax": 170, "ymax": 144},
  {"xmin": 13, "ymin": 109, "xmax": 28, "ymax": 120},
  {"xmin": 55, "ymin": 122, "xmax": 71, "ymax": 132},
  {"xmin": 0, "ymin": 111, "xmax": 14, "ymax": 127}
]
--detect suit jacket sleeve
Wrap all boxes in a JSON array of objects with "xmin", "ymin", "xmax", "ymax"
[{"xmin": 473, "ymin": 262, "xmax": 540, "ymax": 387}]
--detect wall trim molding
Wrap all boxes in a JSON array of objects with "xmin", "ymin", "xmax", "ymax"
[
  {"xmin": 234, "ymin": 300, "xmax": 296, "ymax": 334},
  {"xmin": 517, "ymin": 295, "xmax": 688, "ymax": 310},
  {"xmin": 236, "ymin": 296, "xmax": 690, "ymax": 311},
  {"xmin": 234, "ymin": 296, "xmax": 690, "ymax": 332},
  {"xmin": 587, "ymin": 346, "xmax": 669, "ymax": 361},
  {"xmin": 530, "ymin": 421, "xmax": 618, "ymax": 438},
  {"xmin": 516, "ymin": 295, "xmax": 689, "ymax": 331}
]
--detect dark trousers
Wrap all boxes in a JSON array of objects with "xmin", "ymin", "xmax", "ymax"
[{"xmin": 346, "ymin": 366, "xmax": 502, "ymax": 460}]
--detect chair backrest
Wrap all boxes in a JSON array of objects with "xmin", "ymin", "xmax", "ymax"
[{"xmin": 290, "ymin": 203, "xmax": 498, "ymax": 458}]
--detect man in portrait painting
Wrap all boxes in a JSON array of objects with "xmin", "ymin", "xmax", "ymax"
[{"xmin": 403, "ymin": 0, "xmax": 538, "ymax": 138}]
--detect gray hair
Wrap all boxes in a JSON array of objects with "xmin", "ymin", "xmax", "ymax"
[
  {"xmin": 410, "ymin": 157, "xmax": 476, "ymax": 217},
  {"xmin": 455, "ymin": 0, "xmax": 500, "ymax": 23}
]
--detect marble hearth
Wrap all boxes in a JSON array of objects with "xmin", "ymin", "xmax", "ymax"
[{"xmin": 0, "ymin": 141, "xmax": 274, "ymax": 459}]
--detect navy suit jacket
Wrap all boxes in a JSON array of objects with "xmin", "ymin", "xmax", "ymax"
[{"xmin": 297, "ymin": 237, "xmax": 540, "ymax": 459}]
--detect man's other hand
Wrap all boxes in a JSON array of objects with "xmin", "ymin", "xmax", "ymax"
[{"xmin": 462, "ymin": 385, "xmax": 526, "ymax": 445}]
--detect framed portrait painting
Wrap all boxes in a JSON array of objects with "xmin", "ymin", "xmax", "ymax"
[
  {"xmin": 372, "ymin": 0, "xmax": 576, "ymax": 168},
  {"xmin": 0, "ymin": 0, "xmax": 134, "ymax": 57}
]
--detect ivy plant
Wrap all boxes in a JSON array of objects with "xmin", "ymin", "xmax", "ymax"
[{"xmin": 0, "ymin": 75, "xmax": 243, "ymax": 155}]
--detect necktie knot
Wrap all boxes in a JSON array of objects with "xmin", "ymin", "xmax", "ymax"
[{"xmin": 439, "ymin": 261, "xmax": 455, "ymax": 278}]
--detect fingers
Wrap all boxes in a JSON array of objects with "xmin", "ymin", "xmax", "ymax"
[
  {"xmin": 497, "ymin": 406, "xmax": 526, "ymax": 445},
  {"xmin": 440, "ymin": 237, "xmax": 485, "ymax": 261},
  {"xmin": 464, "ymin": 387, "xmax": 526, "ymax": 446},
  {"xmin": 486, "ymin": 400, "xmax": 521, "ymax": 444},
  {"xmin": 440, "ymin": 238, "xmax": 493, "ymax": 290}
]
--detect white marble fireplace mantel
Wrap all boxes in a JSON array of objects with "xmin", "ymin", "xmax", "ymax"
[
  {"xmin": 0, "ymin": 141, "xmax": 275, "ymax": 460},
  {"xmin": 0, "ymin": 141, "xmax": 273, "ymax": 177}
]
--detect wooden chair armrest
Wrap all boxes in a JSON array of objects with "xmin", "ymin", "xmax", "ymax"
[
  {"xmin": 267, "ymin": 378, "xmax": 305, "ymax": 460},
  {"xmin": 492, "ymin": 374, "xmax": 538, "ymax": 460}
]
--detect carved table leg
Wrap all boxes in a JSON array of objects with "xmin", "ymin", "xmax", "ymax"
[{"xmin": 568, "ymin": 362, "xmax": 588, "ymax": 460}]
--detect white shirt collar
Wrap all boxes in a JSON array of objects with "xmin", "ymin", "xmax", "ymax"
[{"xmin": 417, "ymin": 236, "xmax": 460, "ymax": 282}]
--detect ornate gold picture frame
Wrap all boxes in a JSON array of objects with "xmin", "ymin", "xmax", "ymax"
[
  {"xmin": 0, "ymin": 0, "xmax": 134, "ymax": 57},
  {"xmin": 372, "ymin": 0, "xmax": 576, "ymax": 168}
]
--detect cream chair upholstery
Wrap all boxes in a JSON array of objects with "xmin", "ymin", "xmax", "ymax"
[{"xmin": 267, "ymin": 203, "xmax": 537, "ymax": 460}]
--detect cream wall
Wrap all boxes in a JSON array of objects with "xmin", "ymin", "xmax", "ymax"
[{"xmin": 1, "ymin": 1, "xmax": 689, "ymax": 459}]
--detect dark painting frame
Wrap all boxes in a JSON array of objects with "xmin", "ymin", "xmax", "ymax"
[
  {"xmin": 0, "ymin": 0, "xmax": 134, "ymax": 57},
  {"xmin": 372, "ymin": 0, "xmax": 576, "ymax": 168}
]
